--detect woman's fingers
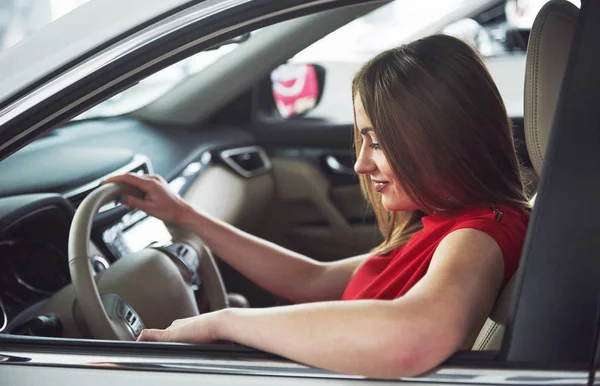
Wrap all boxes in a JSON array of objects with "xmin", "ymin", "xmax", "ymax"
[
  {"xmin": 106, "ymin": 174, "xmax": 159, "ymax": 210},
  {"xmin": 104, "ymin": 173, "xmax": 152, "ymax": 191},
  {"xmin": 147, "ymin": 175, "xmax": 165, "ymax": 184},
  {"xmin": 137, "ymin": 315, "xmax": 216, "ymax": 344},
  {"xmin": 137, "ymin": 326, "xmax": 203, "ymax": 344},
  {"xmin": 120, "ymin": 194, "xmax": 148, "ymax": 211},
  {"xmin": 137, "ymin": 329, "xmax": 168, "ymax": 342},
  {"xmin": 104, "ymin": 173, "xmax": 188, "ymax": 224},
  {"xmin": 169, "ymin": 319, "xmax": 185, "ymax": 327}
]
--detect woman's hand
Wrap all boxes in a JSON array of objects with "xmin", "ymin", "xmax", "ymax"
[
  {"xmin": 103, "ymin": 173, "xmax": 192, "ymax": 225},
  {"xmin": 137, "ymin": 311, "xmax": 223, "ymax": 344}
]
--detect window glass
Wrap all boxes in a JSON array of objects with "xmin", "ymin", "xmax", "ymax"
[
  {"xmin": 76, "ymin": 43, "xmax": 242, "ymax": 119},
  {"xmin": 281, "ymin": 0, "xmax": 579, "ymax": 121},
  {"xmin": 0, "ymin": 0, "xmax": 248, "ymax": 120}
]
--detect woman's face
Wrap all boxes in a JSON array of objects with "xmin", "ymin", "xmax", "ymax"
[{"xmin": 353, "ymin": 94, "xmax": 419, "ymax": 212}]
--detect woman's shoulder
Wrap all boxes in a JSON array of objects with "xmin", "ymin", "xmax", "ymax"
[
  {"xmin": 446, "ymin": 203, "xmax": 529, "ymax": 260},
  {"xmin": 452, "ymin": 204, "xmax": 530, "ymax": 285},
  {"xmin": 385, "ymin": 204, "xmax": 530, "ymax": 260},
  {"xmin": 448, "ymin": 203, "xmax": 529, "ymax": 232},
  {"xmin": 419, "ymin": 204, "xmax": 530, "ymax": 256},
  {"xmin": 423, "ymin": 203, "xmax": 529, "ymax": 230}
]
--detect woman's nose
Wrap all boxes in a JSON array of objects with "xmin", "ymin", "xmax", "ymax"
[{"xmin": 354, "ymin": 148, "xmax": 376, "ymax": 175}]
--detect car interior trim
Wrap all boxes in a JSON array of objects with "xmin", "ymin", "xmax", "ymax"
[
  {"xmin": 12, "ymin": 269, "xmax": 54, "ymax": 297},
  {"xmin": 220, "ymin": 146, "xmax": 272, "ymax": 178},
  {"xmin": 0, "ymin": 350, "xmax": 591, "ymax": 384}
]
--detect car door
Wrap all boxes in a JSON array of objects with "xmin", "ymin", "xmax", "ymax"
[{"xmin": 3, "ymin": 0, "xmax": 600, "ymax": 385}]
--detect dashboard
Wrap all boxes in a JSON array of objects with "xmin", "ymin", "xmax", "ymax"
[
  {"xmin": 0, "ymin": 195, "xmax": 75, "ymax": 335},
  {"xmin": 0, "ymin": 117, "xmax": 272, "ymax": 337}
]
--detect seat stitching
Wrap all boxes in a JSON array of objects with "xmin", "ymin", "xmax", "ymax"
[
  {"xmin": 475, "ymin": 321, "xmax": 499, "ymax": 350},
  {"xmin": 532, "ymin": 7, "xmax": 545, "ymax": 173},
  {"xmin": 529, "ymin": 4, "xmax": 578, "ymax": 174},
  {"xmin": 482, "ymin": 323, "xmax": 499, "ymax": 349}
]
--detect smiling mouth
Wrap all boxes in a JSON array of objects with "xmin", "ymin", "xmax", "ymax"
[{"xmin": 372, "ymin": 180, "xmax": 389, "ymax": 192}]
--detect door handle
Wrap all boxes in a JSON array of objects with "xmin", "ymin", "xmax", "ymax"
[{"xmin": 325, "ymin": 155, "xmax": 356, "ymax": 176}]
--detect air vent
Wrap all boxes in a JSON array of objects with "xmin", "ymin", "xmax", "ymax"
[
  {"xmin": 220, "ymin": 146, "xmax": 271, "ymax": 178},
  {"xmin": 64, "ymin": 154, "xmax": 153, "ymax": 211}
]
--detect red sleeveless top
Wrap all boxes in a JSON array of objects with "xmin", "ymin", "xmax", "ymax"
[{"xmin": 341, "ymin": 204, "xmax": 529, "ymax": 301}]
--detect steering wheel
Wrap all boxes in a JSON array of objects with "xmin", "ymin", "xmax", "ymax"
[{"xmin": 68, "ymin": 182, "xmax": 228, "ymax": 340}]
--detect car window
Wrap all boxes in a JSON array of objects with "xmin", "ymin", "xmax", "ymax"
[
  {"xmin": 0, "ymin": 0, "xmax": 249, "ymax": 120},
  {"xmin": 276, "ymin": 0, "xmax": 579, "ymax": 121},
  {"xmin": 75, "ymin": 43, "xmax": 243, "ymax": 119}
]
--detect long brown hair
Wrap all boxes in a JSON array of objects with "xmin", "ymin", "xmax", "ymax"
[{"xmin": 352, "ymin": 34, "xmax": 530, "ymax": 255}]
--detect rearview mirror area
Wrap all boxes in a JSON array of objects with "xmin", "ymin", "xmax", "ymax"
[{"xmin": 270, "ymin": 63, "xmax": 325, "ymax": 119}]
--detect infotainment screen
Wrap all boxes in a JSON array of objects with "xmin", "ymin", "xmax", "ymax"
[
  {"xmin": 103, "ymin": 212, "xmax": 172, "ymax": 259},
  {"xmin": 121, "ymin": 216, "xmax": 172, "ymax": 253}
]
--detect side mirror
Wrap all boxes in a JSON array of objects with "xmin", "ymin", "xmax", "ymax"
[{"xmin": 270, "ymin": 63, "xmax": 325, "ymax": 119}]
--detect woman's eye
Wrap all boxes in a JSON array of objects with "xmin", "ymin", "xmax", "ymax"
[{"xmin": 369, "ymin": 143, "xmax": 381, "ymax": 150}]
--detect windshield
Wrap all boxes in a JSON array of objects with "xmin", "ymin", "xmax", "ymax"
[{"xmin": 76, "ymin": 44, "xmax": 241, "ymax": 119}]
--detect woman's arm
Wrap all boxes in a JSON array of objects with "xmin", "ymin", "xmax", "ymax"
[
  {"xmin": 138, "ymin": 228, "xmax": 504, "ymax": 379},
  {"xmin": 105, "ymin": 173, "xmax": 369, "ymax": 303},
  {"xmin": 178, "ymin": 209, "xmax": 369, "ymax": 303}
]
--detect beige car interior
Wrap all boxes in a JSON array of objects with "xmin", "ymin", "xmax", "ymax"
[
  {"xmin": 257, "ymin": 158, "xmax": 380, "ymax": 262},
  {"xmin": 472, "ymin": 0, "xmax": 578, "ymax": 350},
  {"xmin": 182, "ymin": 165, "xmax": 275, "ymax": 308}
]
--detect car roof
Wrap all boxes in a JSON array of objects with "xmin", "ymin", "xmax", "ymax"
[{"xmin": 0, "ymin": 0, "xmax": 190, "ymax": 106}]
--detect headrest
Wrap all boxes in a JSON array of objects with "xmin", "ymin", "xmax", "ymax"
[{"xmin": 525, "ymin": 0, "xmax": 578, "ymax": 177}]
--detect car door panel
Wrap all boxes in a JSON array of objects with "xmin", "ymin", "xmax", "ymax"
[
  {"xmin": 250, "ymin": 122, "xmax": 380, "ymax": 263},
  {"xmin": 255, "ymin": 158, "xmax": 379, "ymax": 262}
]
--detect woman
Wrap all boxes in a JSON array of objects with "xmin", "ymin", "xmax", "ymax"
[{"xmin": 105, "ymin": 34, "xmax": 530, "ymax": 379}]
